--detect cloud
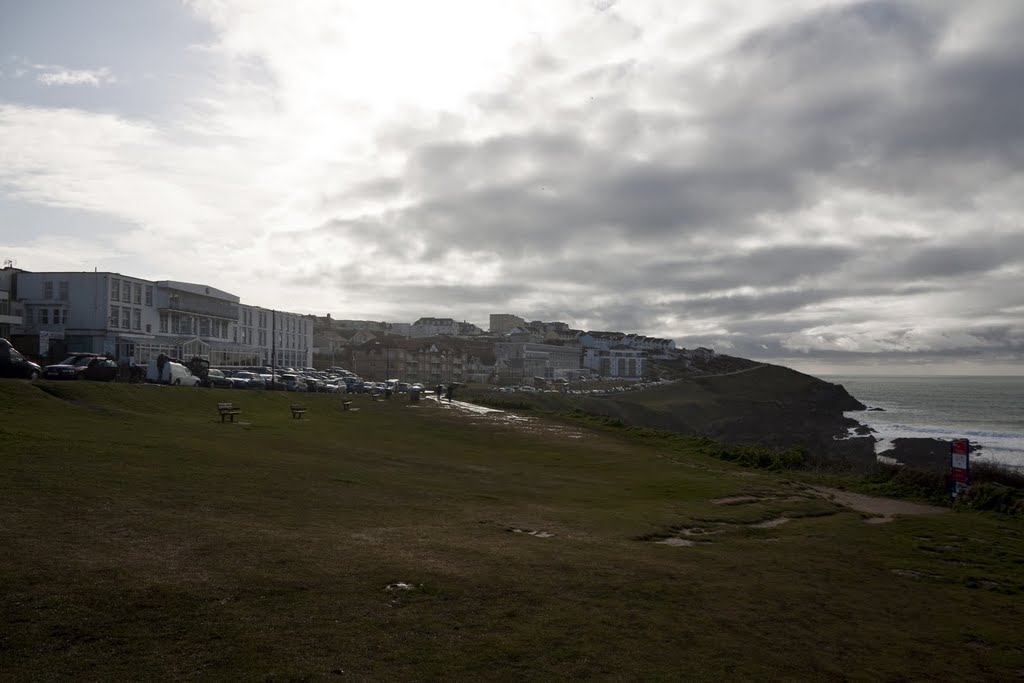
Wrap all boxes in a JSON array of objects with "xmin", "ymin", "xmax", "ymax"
[
  {"xmin": 35, "ymin": 65, "xmax": 115, "ymax": 87},
  {"xmin": 2, "ymin": 0, "xmax": 1024, "ymax": 372}
]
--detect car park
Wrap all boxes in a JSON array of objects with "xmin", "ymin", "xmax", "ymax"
[
  {"xmin": 145, "ymin": 359, "xmax": 201, "ymax": 386},
  {"xmin": 204, "ymin": 368, "xmax": 234, "ymax": 388},
  {"xmin": 279, "ymin": 373, "xmax": 307, "ymax": 392},
  {"xmin": 43, "ymin": 354, "xmax": 118, "ymax": 381},
  {"xmin": 0, "ymin": 339, "xmax": 42, "ymax": 380},
  {"xmin": 229, "ymin": 371, "xmax": 265, "ymax": 389}
]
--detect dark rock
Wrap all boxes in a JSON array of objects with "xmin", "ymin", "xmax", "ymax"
[{"xmin": 880, "ymin": 438, "xmax": 951, "ymax": 472}]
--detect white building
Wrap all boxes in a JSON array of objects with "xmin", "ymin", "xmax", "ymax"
[
  {"xmin": 410, "ymin": 317, "xmax": 460, "ymax": 338},
  {"xmin": 583, "ymin": 346, "xmax": 646, "ymax": 378},
  {"xmin": 495, "ymin": 341, "xmax": 582, "ymax": 383},
  {"xmin": 0, "ymin": 266, "xmax": 24, "ymax": 340},
  {"xmin": 11, "ymin": 270, "xmax": 313, "ymax": 367}
]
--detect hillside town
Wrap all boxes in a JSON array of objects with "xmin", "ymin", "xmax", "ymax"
[{"xmin": 1, "ymin": 265, "xmax": 713, "ymax": 385}]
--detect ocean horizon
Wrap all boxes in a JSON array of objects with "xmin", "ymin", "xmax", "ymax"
[{"xmin": 820, "ymin": 375, "xmax": 1024, "ymax": 469}]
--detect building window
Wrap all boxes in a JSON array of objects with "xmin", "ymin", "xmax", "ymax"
[
  {"xmin": 61, "ymin": 309, "xmax": 68, "ymax": 325},
  {"xmin": 109, "ymin": 307, "xmax": 119, "ymax": 327},
  {"xmin": 121, "ymin": 307, "xmax": 131, "ymax": 329},
  {"xmin": 40, "ymin": 308, "xmax": 49, "ymax": 324},
  {"xmin": 122, "ymin": 283, "xmax": 131, "ymax": 303},
  {"xmin": 53, "ymin": 308, "xmax": 61, "ymax": 324},
  {"xmin": 144, "ymin": 285, "xmax": 153, "ymax": 306},
  {"xmin": 159, "ymin": 313, "xmax": 168, "ymax": 333},
  {"xmin": 58, "ymin": 281, "xmax": 69, "ymax": 301},
  {"xmin": 133, "ymin": 283, "xmax": 142, "ymax": 304},
  {"xmin": 43, "ymin": 280, "xmax": 53, "ymax": 299},
  {"xmin": 133, "ymin": 309, "xmax": 141, "ymax": 331},
  {"xmin": 111, "ymin": 279, "xmax": 120, "ymax": 301}
]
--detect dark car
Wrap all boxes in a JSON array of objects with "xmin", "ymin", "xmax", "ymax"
[
  {"xmin": 0, "ymin": 339, "xmax": 42, "ymax": 380},
  {"xmin": 43, "ymin": 354, "xmax": 118, "ymax": 381},
  {"xmin": 204, "ymin": 368, "xmax": 234, "ymax": 388},
  {"xmin": 229, "ymin": 370, "xmax": 266, "ymax": 390}
]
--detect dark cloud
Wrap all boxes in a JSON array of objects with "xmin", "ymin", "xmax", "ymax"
[{"xmin": 286, "ymin": 1, "xmax": 1024, "ymax": 369}]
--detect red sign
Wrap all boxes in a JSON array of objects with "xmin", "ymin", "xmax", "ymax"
[{"xmin": 950, "ymin": 439, "xmax": 970, "ymax": 497}]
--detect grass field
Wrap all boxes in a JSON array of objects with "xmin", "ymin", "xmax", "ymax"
[{"xmin": 1, "ymin": 379, "xmax": 1023, "ymax": 680}]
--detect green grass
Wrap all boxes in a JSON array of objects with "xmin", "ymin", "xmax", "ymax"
[{"xmin": 1, "ymin": 379, "xmax": 1023, "ymax": 680}]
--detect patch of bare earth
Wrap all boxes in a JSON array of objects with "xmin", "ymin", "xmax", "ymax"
[{"xmin": 809, "ymin": 486, "xmax": 948, "ymax": 524}]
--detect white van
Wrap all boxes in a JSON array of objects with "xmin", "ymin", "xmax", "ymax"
[{"xmin": 145, "ymin": 359, "xmax": 201, "ymax": 386}]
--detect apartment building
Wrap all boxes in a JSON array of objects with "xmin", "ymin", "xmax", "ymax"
[{"xmin": 9, "ymin": 269, "xmax": 313, "ymax": 367}]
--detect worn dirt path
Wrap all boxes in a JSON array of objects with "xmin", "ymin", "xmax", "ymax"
[{"xmin": 810, "ymin": 486, "xmax": 948, "ymax": 523}]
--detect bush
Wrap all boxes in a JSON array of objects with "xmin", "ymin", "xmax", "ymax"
[
  {"xmin": 704, "ymin": 443, "xmax": 808, "ymax": 471},
  {"xmin": 888, "ymin": 467, "xmax": 949, "ymax": 500},
  {"xmin": 970, "ymin": 461, "xmax": 1024, "ymax": 489},
  {"xmin": 954, "ymin": 482, "xmax": 1024, "ymax": 517}
]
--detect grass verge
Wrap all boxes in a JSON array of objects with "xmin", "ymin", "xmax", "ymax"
[{"xmin": 1, "ymin": 379, "xmax": 1023, "ymax": 679}]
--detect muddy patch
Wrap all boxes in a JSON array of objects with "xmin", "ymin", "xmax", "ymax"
[
  {"xmin": 712, "ymin": 496, "xmax": 762, "ymax": 506},
  {"xmin": 655, "ymin": 538, "xmax": 707, "ymax": 547},
  {"xmin": 809, "ymin": 486, "xmax": 948, "ymax": 523},
  {"xmin": 384, "ymin": 582, "xmax": 420, "ymax": 591},
  {"xmin": 749, "ymin": 517, "xmax": 791, "ymax": 529},
  {"xmin": 508, "ymin": 527, "xmax": 555, "ymax": 538}
]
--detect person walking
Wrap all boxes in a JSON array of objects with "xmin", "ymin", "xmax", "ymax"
[{"xmin": 435, "ymin": 383, "xmax": 445, "ymax": 401}]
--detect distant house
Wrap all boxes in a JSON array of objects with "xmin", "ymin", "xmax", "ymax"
[
  {"xmin": 577, "ymin": 331, "xmax": 625, "ymax": 350},
  {"xmin": 410, "ymin": 317, "xmax": 460, "ymax": 338},
  {"xmin": 622, "ymin": 334, "xmax": 677, "ymax": 353}
]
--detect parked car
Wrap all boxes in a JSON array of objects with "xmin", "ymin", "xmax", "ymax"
[
  {"xmin": 0, "ymin": 339, "xmax": 42, "ymax": 379},
  {"xmin": 145, "ymin": 359, "xmax": 201, "ymax": 386},
  {"xmin": 43, "ymin": 354, "xmax": 118, "ymax": 381},
  {"xmin": 229, "ymin": 371, "xmax": 265, "ymax": 389},
  {"xmin": 279, "ymin": 373, "xmax": 307, "ymax": 392},
  {"xmin": 204, "ymin": 368, "xmax": 234, "ymax": 388}
]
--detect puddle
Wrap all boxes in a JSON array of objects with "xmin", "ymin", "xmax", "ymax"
[
  {"xmin": 712, "ymin": 496, "xmax": 762, "ymax": 505},
  {"xmin": 655, "ymin": 538, "xmax": 704, "ymax": 547},
  {"xmin": 864, "ymin": 516, "xmax": 892, "ymax": 525},
  {"xmin": 384, "ymin": 582, "xmax": 419, "ymax": 591},
  {"xmin": 439, "ymin": 400, "xmax": 590, "ymax": 440},
  {"xmin": 510, "ymin": 528, "xmax": 555, "ymax": 538}
]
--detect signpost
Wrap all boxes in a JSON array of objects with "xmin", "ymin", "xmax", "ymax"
[{"xmin": 950, "ymin": 438, "xmax": 970, "ymax": 498}]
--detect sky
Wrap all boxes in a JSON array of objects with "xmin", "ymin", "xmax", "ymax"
[{"xmin": 1, "ymin": 0, "xmax": 1022, "ymax": 376}]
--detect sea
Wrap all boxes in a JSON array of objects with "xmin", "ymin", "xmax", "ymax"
[{"xmin": 821, "ymin": 375, "xmax": 1024, "ymax": 469}]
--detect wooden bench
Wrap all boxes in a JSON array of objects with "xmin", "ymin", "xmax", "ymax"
[
  {"xmin": 290, "ymin": 404, "xmax": 307, "ymax": 419},
  {"xmin": 342, "ymin": 401, "xmax": 353, "ymax": 411},
  {"xmin": 218, "ymin": 402, "xmax": 241, "ymax": 422}
]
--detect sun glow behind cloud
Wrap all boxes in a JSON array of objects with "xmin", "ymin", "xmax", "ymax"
[{"xmin": 1, "ymin": 1, "xmax": 1023, "ymax": 372}]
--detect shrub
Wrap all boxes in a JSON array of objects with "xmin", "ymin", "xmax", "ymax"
[
  {"xmin": 970, "ymin": 461, "xmax": 1024, "ymax": 489},
  {"xmin": 954, "ymin": 482, "xmax": 1024, "ymax": 517},
  {"xmin": 704, "ymin": 443, "xmax": 808, "ymax": 471}
]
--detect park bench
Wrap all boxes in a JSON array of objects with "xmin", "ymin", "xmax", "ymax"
[
  {"xmin": 218, "ymin": 402, "xmax": 241, "ymax": 423},
  {"xmin": 342, "ymin": 400, "xmax": 353, "ymax": 411},
  {"xmin": 290, "ymin": 404, "xmax": 307, "ymax": 419},
  {"xmin": 370, "ymin": 393, "xmax": 380, "ymax": 402}
]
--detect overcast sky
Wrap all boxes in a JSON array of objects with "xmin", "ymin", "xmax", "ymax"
[{"xmin": 1, "ymin": 1, "xmax": 1022, "ymax": 375}]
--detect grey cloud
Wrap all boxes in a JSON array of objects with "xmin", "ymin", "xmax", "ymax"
[{"xmin": 291, "ymin": 1, "xmax": 1024, "ymax": 370}]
